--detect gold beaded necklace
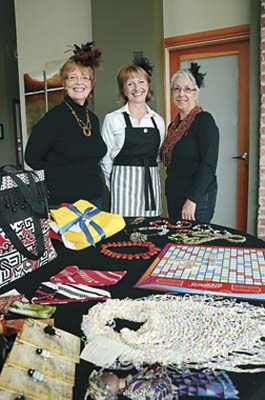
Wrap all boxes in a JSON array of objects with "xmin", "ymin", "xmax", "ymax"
[{"xmin": 64, "ymin": 100, "xmax": 92, "ymax": 137}]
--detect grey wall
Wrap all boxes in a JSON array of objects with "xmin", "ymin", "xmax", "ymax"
[
  {"xmin": 91, "ymin": 0, "xmax": 164, "ymax": 125},
  {"xmin": 163, "ymin": 0, "xmax": 251, "ymax": 37},
  {"xmin": 91, "ymin": 0, "xmax": 164, "ymax": 210},
  {"xmin": 248, "ymin": 1, "xmax": 261, "ymax": 234},
  {"xmin": 0, "ymin": 0, "xmax": 19, "ymax": 165}
]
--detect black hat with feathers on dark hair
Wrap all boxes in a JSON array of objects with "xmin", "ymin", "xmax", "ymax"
[
  {"xmin": 189, "ymin": 62, "xmax": 206, "ymax": 88},
  {"xmin": 132, "ymin": 51, "xmax": 154, "ymax": 77}
]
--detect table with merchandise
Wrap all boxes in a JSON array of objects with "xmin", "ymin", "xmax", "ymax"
[{"xmin": 1, "ymin": 217, "xmax": 265, "ymax": 400}]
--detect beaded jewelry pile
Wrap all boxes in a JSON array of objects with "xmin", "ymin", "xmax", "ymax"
[
  {"xmin": 81, "ymin": 294, "xmax": 265, "ymax": 372},
  {"xmin": 168, "ymin": 229, "xmax": 246, "ymax": 245},
  {"xmin": 127, "ymin": 219, "xmax": 246, "ymax": 245}
]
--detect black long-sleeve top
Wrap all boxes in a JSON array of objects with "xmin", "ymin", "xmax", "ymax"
[
  {"xmin": 165, "ymin": 111, "xmax": 219, "ymax": 206},
  {"xmin": 25, "ymin": 95, "xmax": 107, "ymax": 205}
]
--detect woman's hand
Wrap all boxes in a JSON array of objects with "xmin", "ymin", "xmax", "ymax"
[{"xmin": 181, "ymin": 199, "xmax": 196, "ymax": 221}]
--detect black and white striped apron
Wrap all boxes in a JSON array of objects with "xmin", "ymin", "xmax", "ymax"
[{"xmin": 111, "ymin": 112, "xmax": 161, "ymax": 217}]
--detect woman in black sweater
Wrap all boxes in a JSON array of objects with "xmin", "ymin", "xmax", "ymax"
[
  {"xmin": 25, "ymin": 42, "xmax": 107, "ymax": 208},
  {"xmin": 161, "ymin": 63, "xmax": 219, "ymax": 223}
]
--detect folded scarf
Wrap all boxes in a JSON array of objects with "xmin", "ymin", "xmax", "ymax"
[
  {"xmin": 50, "ymin": 266, "xmax": 126, "ymax": 286},
  {"xmin": 49, "ymin": 200, "xmax": 125, "ymax": 250},
  {"xmin": 31, "ymin": 281, "xmax": 111, "ymax": 304}
]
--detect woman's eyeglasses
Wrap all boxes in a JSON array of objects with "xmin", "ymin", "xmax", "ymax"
[
  {"xmin": 171, "ymin": 86, "xmax": 197, "ymax": 94},
  {"xmin": 66, "ymin": 75, "xmax": 92, "ymax": 82}
]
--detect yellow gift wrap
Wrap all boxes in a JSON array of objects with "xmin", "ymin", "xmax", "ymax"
[{"xmin": 49, "ymin": 200, "xmax": 125, "ymax": 250}]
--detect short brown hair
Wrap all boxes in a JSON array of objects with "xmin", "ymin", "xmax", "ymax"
[
  {"xmin": 60, "ymin": 58, "xmax": 96, "ymax": 86},
  {"xmin": 117, "ymin": 64, "xmax": 153, "ymax": 104}
]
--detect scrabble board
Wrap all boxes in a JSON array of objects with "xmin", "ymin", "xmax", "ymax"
[{"xmin": 135, "ymin": 243, "xmax": 265, "ymax": 300}]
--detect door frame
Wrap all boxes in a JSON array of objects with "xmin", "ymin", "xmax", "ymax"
[{"xmin": 164, "ymin": 25, "xmax": 250, "ymax": 231}]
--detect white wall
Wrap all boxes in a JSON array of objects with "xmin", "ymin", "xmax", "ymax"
[
  {"xmin": 163, "ymin": 0, "xmax": 251, "ymax": 38},
  {"xmin": 14, "ymin": 0, "xmax": 92, "ymax": 152}
]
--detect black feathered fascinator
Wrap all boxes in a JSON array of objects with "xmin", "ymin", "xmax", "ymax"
[
  {"xmin": 132, "ymin": 51, "xmax": 154, "ymax": 77},
  {"xmin": 189, "ymin": 62, "xmax": 206, "ymax": 88},
  {"xmin": 66, "ymin": 41, "xmax": 102, "ymax": 68}
]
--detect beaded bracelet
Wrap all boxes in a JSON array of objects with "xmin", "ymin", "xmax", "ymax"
[
  {"xmin": 137, "ymin": 226, "xmax": 169, "ymax": 234},
  {"xmin": 192, "ymin": 224, "xmax": 215, "ymax": 233},
  {"xmin": 150, "ymin": 219, "xmax": 193, "ymax": 229},
  {"xmin": 101, "ymin": 241, "xmax": 160, "ymax": 260}
]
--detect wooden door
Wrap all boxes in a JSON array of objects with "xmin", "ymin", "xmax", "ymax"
[{"xmin": 165, "ymin": 26, "xmax": 250, "ymax": 231}]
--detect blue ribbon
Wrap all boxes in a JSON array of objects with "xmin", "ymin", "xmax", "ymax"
[{"xmin": 58, "ymin": 205, "xmax": 106, "ymax": 247}]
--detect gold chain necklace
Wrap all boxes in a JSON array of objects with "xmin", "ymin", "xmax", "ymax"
[{"xmin": 64, "ymin": 101, "xmax": 92, "ymax": 137}]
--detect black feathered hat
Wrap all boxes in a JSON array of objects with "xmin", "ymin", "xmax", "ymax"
[
  {"xmin": 189, "ymin": 62, "xmax": 206, "ymax": 88},
  {"xmin": 132, "ymin": 51, "xmax": 154, "ymax": 77}
]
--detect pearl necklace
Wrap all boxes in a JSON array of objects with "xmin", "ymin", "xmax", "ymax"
[{"xmin": 64, "ymin": 100, "xmax": 92, "ymax": 136}]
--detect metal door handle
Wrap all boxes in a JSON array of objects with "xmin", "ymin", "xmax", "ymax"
[{"xmin": 232, "ymin": 152, "xmax": 248, "ymax": 160}]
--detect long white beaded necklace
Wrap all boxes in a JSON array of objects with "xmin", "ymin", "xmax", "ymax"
[{"xmin": 81, "ymin": 294, "xmax": 265, "ymax": 373}]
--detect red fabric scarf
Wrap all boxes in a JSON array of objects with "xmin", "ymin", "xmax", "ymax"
[{"xmin": 161, "ymin": 106, "xmax": 203, "ymax": 167}]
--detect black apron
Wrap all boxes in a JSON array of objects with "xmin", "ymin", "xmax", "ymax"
[{"xmin": 114, "ymin": 112, "xmax": 160, "ymax": 211}]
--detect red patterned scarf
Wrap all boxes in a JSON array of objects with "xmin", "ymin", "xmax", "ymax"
[{"xmin": 161, "ymin": 106, "xmax": 203, "ymax": 167}]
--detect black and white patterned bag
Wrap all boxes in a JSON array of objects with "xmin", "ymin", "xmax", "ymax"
[{"xmin": 0, "ymin": 166, "xmax": 57, "ymax": 288}]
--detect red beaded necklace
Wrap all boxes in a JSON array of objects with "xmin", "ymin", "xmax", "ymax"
[{"xmin": 101, "ymin": 241, "xmax": 160, "ymax": 260}]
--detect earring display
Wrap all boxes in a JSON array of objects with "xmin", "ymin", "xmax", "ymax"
[
  {"xmin": 19, "ymin": 319, "xmax": 80, "ymax": 363},
  {"xmin": 0, "ymin": 390, "xmax": 32, "ymax": 400},
  {"xmin": 0, "ymin": 318, "xmax": 81, "ymax": 399},
  {"xmin": 7, "ymin": 341, "xmax": 75, "ymax": 385},
  {"xmin": 0, "ymin": 364, "xmax": 73, "ymax": 400}
]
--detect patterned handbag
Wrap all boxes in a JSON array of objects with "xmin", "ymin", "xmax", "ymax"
[{"xmin": 0, "ymin": 166, "xmax": 57, "ymax": 288}]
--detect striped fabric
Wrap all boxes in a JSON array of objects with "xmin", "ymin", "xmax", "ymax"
[
  {"xmin": 110, "ymin": 165, "xmax": 162, "ymax": 217},
  {"xmin": 32, "ymin": 281, "xmax": 111, "ymax": 304},
  {"xmin": 50, "ymin": 265, "xmax": 127, "ymax": 286}
]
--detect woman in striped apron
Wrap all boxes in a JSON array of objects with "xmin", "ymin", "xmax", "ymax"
[{"xmin": 101, "ymin": 55, "xmax": 165, "ymax": 217}]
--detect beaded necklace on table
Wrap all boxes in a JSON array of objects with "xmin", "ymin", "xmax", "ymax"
[
  {"xmin": 64, "ymin": 100, "xmax": 92, "ymax": 136},
  {"xmin": 129, "ymin": 219, "xmax": 246, "ymax": 244},
  {"xmin": 100, "ymin": 241, "xmax": 160, "ymax": 260},
  {"xmin": 168, "ymin": 230, "xmax": 246, "ymax": 245}
]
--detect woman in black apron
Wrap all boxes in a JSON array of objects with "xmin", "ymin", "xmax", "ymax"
[{"xmin": 101, "ymin": 55, "xmax": 165, "ymax": 217}]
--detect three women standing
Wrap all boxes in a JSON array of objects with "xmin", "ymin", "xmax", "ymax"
[
  {"xmin": 101, "ymin": 55, "xmax": 165, "ymax": 217},
  {"xmin": 25, "ymin": 45, "xmax": 218, "ymax": 223}
]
